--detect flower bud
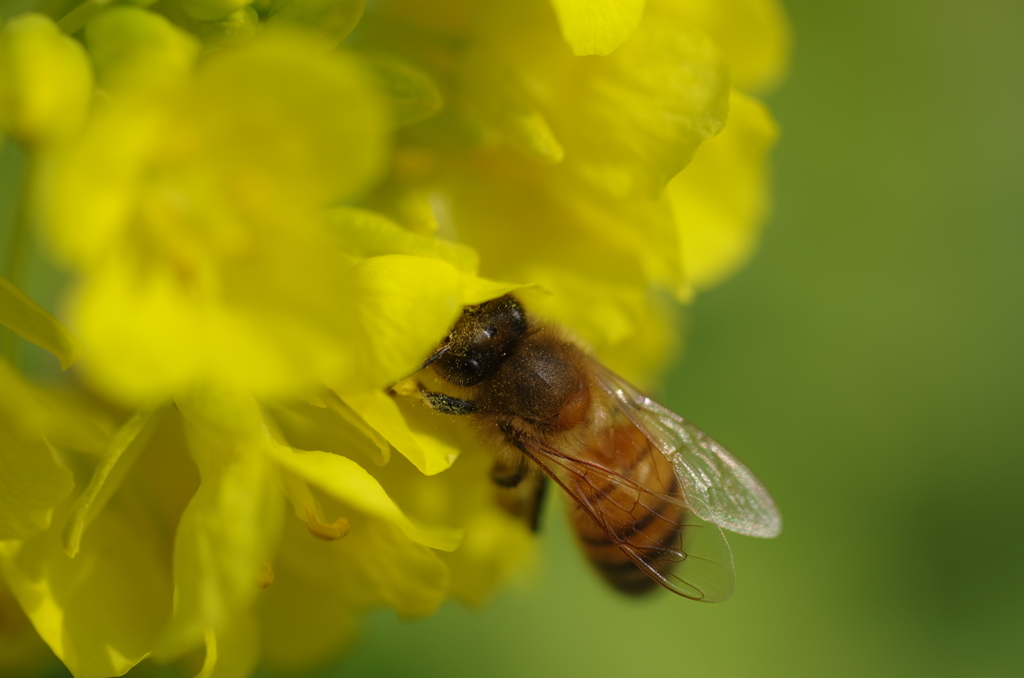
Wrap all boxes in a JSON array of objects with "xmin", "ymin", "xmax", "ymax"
[
  {"xmin": 86, "ymin": 6, "xmax": 200, "ymax": 95},
  {"xmin": 178, "ymin": 0, "xmax": 255, "ymax": 22},
  {"xmin": 266, "ymin": 0, "xmax": 365, "ymax": 48},
  {"xmin": 196, "ymin": 6, "xmax": 259, "ymax": 51},
  {"xmin": 0, "ymin": 13, "xmax": 93, "ymax": 148}
]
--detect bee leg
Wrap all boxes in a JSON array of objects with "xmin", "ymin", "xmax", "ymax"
[
  {"xmin": 524, "ymin": 476, "xmax": 548, "ymax": 533},
  {"xmin": 418, "ymin": 386, "xmax": 478, "ymax": 415},
  {"xmin": 497, "ymin": 420, "xmax": 527, "ymax": 451},
  {"xmin": 492, "ymin": 457, "xmax": 549, "ymax": 532},
  {"xmin": 491, "ymin": 455, "xmax": 528, "ymax": 488},
  {"xmin": 493, "ymin": 422, "xmax": 548, "ymax": 532}
]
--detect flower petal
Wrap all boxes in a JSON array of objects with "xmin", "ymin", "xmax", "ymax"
[
  {"xmin": 60, "ymin": 408, "xmax": 159, "ymax": 558},
  {"xmin": 549, "ymin": 0, "xmax": 645, "ymax": 56},
  {"xmin": 0, "ymin": 360, "xmax": 74, "ymax": 540},
  {"xmin": 359, "ymin": 50, "xmax": 443, "ymax": 127},
  {"xmin": 257, "ymin": 563, "xmax": 358, "ymax": 672},
  {"xmin": 281, "ymin": 511, "xmax": 450, "ymax": 618},
  {"xmin": 0, "ymin": 436, "xmax": 71, "ymax": 541},
  {"xmin": 347, "ymin": 254, "xmax": 522, "ymax": 392},
  {"xmin": 36, "ymin": 92, "xmax": 165, "ymax": 269},
  {"xmin": 40, "ymin": 32, "xmax": 396, "ymax": 406},
  {"xmin": 159, "ymin": 391, "xmax": 285, "ymax": 658},
  {"xmin": 668, "ymin": 91, "xmax": 779, "ymax": 289},
  {"xmin": 0, "ymin": 503, "xmax": 173, "ymax": 678},
  {"xmin": 157, "ymin": 450, "xmax": 282, "ymax": 658},
  {"xmin": 195, "ymin": 615, "xmax": 259, "ymax": 678},
  {"xmin": 267, "ymin": 445, "xmax": 462, "ymax": 551},
  {"xmin": 0, "ymin": 358, "xmax": 114, "ymax": 459},
  {"xmin": 0, "ymin": 276, "xmax": 80, "ymax": 369},
  {"xmin": 434, "ymin": 154, "xmax": 681, "ymax": 379},
  {"xmin": 349, "ymin": 519, "xmax": 450, "ymax": 618},
  {"xmin": 342, "ymin": 389, "xmax": 460, "ymax": 476},
  {"xmin": 486, "ymin": 95, "xmax": 565, "ymax": 164},
  {"xmin": 69, "ymin": 243, "xmax": 360, "ymax": 406},
  {"xmin": 326, "ymin": 207, "xmax": 477, "ymax": 273},
  {"xmin": 0, "ymin": 576, "xmax": 52, "ymax": 675},
  {"xmin": 651, "ymin": 0, "xmax": 791, "ymax": 93},
  {"xmin": 269, "ymin": 394, "xmax": 390, "ymax": 467},
  {"xmin": 192, "ymin": 35, "xmax": 388, "ymax": 207},
  {"xmin": 367, "ymin": 407, "xmax": 537, "ymax": 606},
  {"xmin": 258, "ymin": 512, "xmax": 446, "ymax": 672},
  {"xmin": 469, "ymin": 0, "xmax": 730, "ymax": 199}
]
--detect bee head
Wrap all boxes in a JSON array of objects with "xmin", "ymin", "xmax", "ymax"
[{"xmin": 430, "ymin": 295, "xmax": 528, "ymax": 387}]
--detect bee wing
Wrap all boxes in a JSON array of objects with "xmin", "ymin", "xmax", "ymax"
[
  {"xmin": 516, "ymin": 437, "xmax": 736, "ymax": 602},
  {"xmin": 592, "ymin": 364, "xmax": 783, "ymax": 539}
]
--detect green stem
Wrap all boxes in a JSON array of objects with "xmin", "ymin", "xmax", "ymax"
[
  {"xmin": 2, "ymin": 156, "xmax": 34, "ymax": 366},
  {"xmin": 56, "ymin": 0, "xmax": 114, "ymax": 35}
]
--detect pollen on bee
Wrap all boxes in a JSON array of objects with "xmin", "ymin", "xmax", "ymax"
[
  {"xmin": 256, "ymin": 561, "xmax": 275, "ymax": 589},
  {"xmin": 388, "ymin": 377, "xmax": 421, "ymax": 397},
  {"xmin": 304, "ymin": 505, "xmax": 351, "ymax": 541}
]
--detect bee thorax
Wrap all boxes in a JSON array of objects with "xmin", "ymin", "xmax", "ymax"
[{"xmin": 486, "ymin": 342, "xmax": 589, "ymax": 431}]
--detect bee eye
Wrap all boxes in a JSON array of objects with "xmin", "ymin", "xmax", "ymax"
[
  {"xmin": 431, "ymin": 295, "xmax": 526, "ymax": 387},
  {"xmin": 434, "ymin": 353, "xmax": 490, "ymax": 387}
]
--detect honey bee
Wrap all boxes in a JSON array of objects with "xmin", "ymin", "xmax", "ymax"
[{"xmin": 408, "ymin": 294, "xmax": 781, "ymax": 600}]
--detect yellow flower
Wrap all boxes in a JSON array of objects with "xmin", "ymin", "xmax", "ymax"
[
  {"xmin": 0, "ymin": 1, "xmax": 789, "ymax": 676},
  {"xmin": 356, "ymin": 0, "xmax": 788, "ymax": 384},
  {"xmin": 0, "ymin": 13, "xmax": 92, "ymax": 148}
]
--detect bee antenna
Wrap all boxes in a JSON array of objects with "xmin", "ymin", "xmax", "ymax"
[
  {"xmin": 420, "ymin": 345, "xmax": 450, "ymax": 369},
  {"xmin": 385, "ymin": 345, "xmax": 451, "ymax": 395}
]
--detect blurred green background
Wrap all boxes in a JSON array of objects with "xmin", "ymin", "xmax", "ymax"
[{"xmin": 308, "ymin": 1, "xmax": 1024, "ymax": 676}]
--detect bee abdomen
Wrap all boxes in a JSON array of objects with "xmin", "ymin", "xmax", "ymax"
[
  {"xmin": 567, "ymin": 426, "xmax": 686, "ymax": 595},
  {"xmin": 570, "ymin": 494, "xmax": 686, "ymax": 594}
]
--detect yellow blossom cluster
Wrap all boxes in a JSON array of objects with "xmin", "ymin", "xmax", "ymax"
[{"xmin": 0, "ymin": 1, "xmax": 789, "ymax": 676}]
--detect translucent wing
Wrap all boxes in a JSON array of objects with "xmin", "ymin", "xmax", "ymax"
[
  {"xmin": 592, "ymin": 364, "xmax": 783, "ymax": 539},
  {"xmin": 512, "ymin": 433, "xmax": 736, "ymax": 601}
]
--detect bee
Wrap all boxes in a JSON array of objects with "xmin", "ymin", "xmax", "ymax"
[{"xmin": 409, "ymin": 294, "xmax": 781, "ymax": 600}]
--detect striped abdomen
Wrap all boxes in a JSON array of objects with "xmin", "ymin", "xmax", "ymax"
[{"xmin": 567, "ymin": 422, "xmax": 686, "ymax": 594}]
